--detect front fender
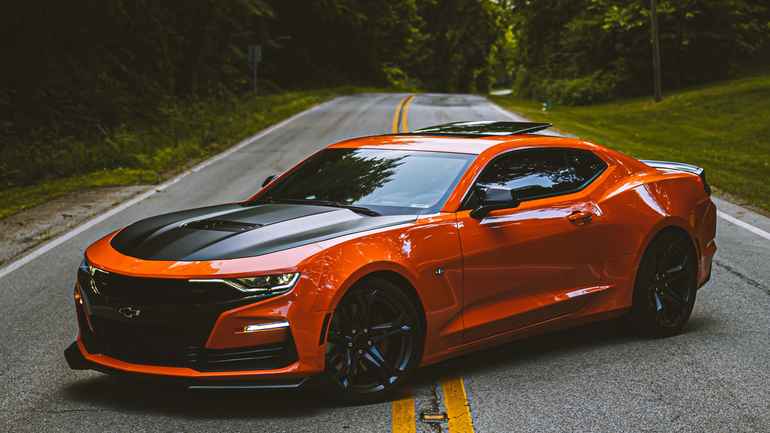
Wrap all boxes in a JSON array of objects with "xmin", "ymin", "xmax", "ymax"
[
  {"xmin": 298, "ymin": 214, "xmax": 465, "ymax": 359},
  {"xmin": 328, "ymin": 261, "xmax": 421, "ymax": 311}
]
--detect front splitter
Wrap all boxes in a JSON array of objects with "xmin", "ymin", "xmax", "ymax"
[{"xmin": 64, "ymin": 342, "xmax": 310, "ymax": 390}]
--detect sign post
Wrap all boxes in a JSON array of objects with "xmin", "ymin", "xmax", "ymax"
[
  {"xmin": 650, "ymin": 0, "xmax": 663, "ymax": 102},
  {"xmin": 248, "ymin": 45, "xmax": 262, "ymax": 94}
]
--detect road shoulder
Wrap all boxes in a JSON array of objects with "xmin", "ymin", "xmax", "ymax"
[{"xmin": 0, "ymin": 185, "xmax": 149, "ymax": 266}]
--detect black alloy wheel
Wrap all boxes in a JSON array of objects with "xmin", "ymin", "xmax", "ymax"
[
  {"xmin": 325, "ymin": 277, "xmax": 423, "ymax": 401},
  {"xmin": 630, "ymin": 229, "xmax": 698, "ymax": 337}
]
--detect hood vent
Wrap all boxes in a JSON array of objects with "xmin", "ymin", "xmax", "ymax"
[{"xmin": 183, "ymin": 219, "xmax": 262, "ymax": 233}]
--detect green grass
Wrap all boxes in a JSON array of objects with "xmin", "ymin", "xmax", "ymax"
[
  {"xmin": 0, "ymin": 87, "xmax": 377, "ymax": 220},
  {"xmin": 492, "ymin": 73, "xmax": 770, "ymax": 213}
]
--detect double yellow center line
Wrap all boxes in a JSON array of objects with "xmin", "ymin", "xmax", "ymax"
[
  {"xmin": 391, "ymin": 95, "xmax": 415, "ymax": 133},
  {"xmin": 392, "ymin": 393, "xmax": 416, "ymax": 433},
  {"xmin": 391, "ymin": 377, "xmax": 475, "ymax": 433},
  {"xmin": 442, "ymin": 377, "xmax": 475, "ymax": 433},
  {"xmin": 388, "ymin": 95, "xmax": 476, "ymax": 433}
]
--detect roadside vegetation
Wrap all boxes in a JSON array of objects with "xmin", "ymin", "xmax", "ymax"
[
  {"xmin": 492, "ymin": 72, "xmax": 770, "ymax": 213},
  {"xmin": 0, "ymin": 88, "xmax": 364, "ymax": 220}
]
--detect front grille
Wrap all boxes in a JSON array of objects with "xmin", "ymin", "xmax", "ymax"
[
  {"xmin": 89, "ymin": 316, "xmax": 206, "ymax": 366},
  {"xmin": 82, "ymin": 316, "xmax": 295, "ymax": 371},
  {"xmin": 79, "ymin": 269, "xmax": 243, "ymax": 305}
]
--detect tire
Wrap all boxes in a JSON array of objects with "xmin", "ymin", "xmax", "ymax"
[
  {"xmin": 324, "ymin": 277, "xmax": 423, "ymax": 403},
  {"xmin": 629, "ymin": 228, "xmax": 698, "ymax": 337}
]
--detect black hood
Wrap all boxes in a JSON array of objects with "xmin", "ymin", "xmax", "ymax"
[{"xmin": 110, "ymin": 203, "xmax": 416, "ymax": 261}]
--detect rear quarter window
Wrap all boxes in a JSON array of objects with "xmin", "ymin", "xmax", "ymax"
[{"xmin": 466, "ymin": 148, "xmax": 607, "ymax": 207}]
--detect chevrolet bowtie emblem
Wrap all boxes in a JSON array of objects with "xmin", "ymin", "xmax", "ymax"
[{"xmin": 117, "ymin": 306, "xmax": 141, "ymax": 319}]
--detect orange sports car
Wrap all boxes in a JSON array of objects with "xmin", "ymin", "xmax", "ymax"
[{"xmin": 65, "ymin": 121, "xmax": 716, "ymax": 401}]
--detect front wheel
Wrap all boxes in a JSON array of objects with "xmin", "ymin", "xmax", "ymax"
[
  {"xmin": 324, "ymin": 277, "xmax": 423, "ymax": 402},
  {"xmin": 629, "ymin": 229, "xmax": 698, "ymax": 337}
]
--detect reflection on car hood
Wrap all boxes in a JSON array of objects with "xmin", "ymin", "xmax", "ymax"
[{"xmin": 110, "ymin": 203, "xmax": 416, "ymax": 261}]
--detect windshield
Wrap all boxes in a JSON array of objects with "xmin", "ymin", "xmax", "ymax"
[{"xmin": 255, "ymin": 148, "xmax": 474, "ymax": 215}]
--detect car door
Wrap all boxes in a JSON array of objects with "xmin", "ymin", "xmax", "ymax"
[{"xmin": 457, "ymin": 147, "xmax": 610, "ymax": 342}]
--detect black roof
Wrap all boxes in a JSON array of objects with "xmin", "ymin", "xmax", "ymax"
[{"xmin": 408, "ymin": 121, "xmax": 552, "ymax": 137}]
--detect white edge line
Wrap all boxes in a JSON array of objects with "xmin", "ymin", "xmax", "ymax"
[
  {"xmin": 717, "ymin": 211, "xmax": 770, "ymax": 241},
  {"xmin": 0, "ymin": 98, "xmax": 338, "ymax": 280}
]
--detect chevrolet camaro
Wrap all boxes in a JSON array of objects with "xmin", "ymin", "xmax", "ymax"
[{"xmin": 65, "ymin": 121, "xmax": 717, "ymax": 401}]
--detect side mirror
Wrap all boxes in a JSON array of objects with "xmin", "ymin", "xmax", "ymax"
[
  {"xmin": 470, "ymin": 187, "xmax": 520, "ymax": 219},
  {"xmin": 262, "ymin": 174, "xmax": 276, "ymax": 188}
]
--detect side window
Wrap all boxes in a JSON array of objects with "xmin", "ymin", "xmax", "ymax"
[
  {"xmin": 566, "ymin": 149, "xmax": 606, "ymax": 185},
  {"xmin": 468, "ymin": 148, "xmax": 606, "ymax": 206}
]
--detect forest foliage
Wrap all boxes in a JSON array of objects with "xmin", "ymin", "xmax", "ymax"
[
  {"xmin": 0, "ymin": 0, "xmax": 509, "ymax": 189},
  {"xmin": 508, "ymin": 0, "xmax": 770, "ymax": 104},
  {"xmin": 1, "ymin": 0, "xmax": 507, "ymax": 142},
  {"xmin": 1, "ymin": 0, "xmax": 769, "ymax": 189}
]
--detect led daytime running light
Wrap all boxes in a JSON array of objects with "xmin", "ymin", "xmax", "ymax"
[{"xmin": 189, "ymin": 272, "xmax": 300, "ymax": 294}]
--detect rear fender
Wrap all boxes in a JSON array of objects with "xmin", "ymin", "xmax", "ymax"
[{"xmin": 631, "ymin": 172, "xmax": 714, "ymax": 291}]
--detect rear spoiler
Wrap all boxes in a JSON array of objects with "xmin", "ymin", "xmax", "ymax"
[{"xmin": 641, "ymin": 159, "xmax": 711, "ymax": 195}]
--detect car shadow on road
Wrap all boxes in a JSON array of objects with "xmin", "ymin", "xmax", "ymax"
[
  {"xmin": 59, "ymin": 375, "xmax": 349, "ymax": 419},
  {"xmin": 410, "ymin": 314, "xmax": 720, "ymax": 387},
  {"xmin": 59, "ymin": 315, "xmax": 718, "ymax": 418}
]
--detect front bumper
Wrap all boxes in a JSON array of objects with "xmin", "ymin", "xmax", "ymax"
[
  {"xmin": 68, "ymin": 271, "xmax": 331, "ymax": 382},
  {"xmin": 64, "ymin": 341, "xmax": 310, "ymax": 389}
]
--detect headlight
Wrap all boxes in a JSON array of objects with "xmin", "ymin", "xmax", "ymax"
[
  {"xmin": 232, "ymin": 273, "xmax": 299, "ymax": 291},
  {"xmin": 191, "ymin": 272, "xmax": 300, "ymax": 295}
]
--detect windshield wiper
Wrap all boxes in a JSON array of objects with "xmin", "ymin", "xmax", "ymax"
[{"xmin": 264, "ymin": 198, "xmax": 381, "ymax": 216}]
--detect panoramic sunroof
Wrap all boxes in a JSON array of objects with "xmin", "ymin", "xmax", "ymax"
[{"xmin": 408, "ymin": 121, "xmax": 552, "ymax": 136}]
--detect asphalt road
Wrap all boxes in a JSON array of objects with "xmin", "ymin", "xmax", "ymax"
[{"xmin": 1, "ymin": 93, "xmax": 768, "ymax": 433}]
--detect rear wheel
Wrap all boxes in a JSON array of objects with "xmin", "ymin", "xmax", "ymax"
[
  {"xmin": 324, "ymin": 277, "xmax": 423, "ymax": 402},
  {"xmin": 630, "ymin": 229, "xmax": 698, "ymax": 337}
]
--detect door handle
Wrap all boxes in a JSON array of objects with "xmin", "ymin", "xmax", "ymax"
[{"xmin": 567, "ymin": 210, "xmax": 593, "ymax": 225}]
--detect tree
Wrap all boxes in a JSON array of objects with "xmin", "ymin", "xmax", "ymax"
[{"xmin": 507, "ymin": 0, "xmax": 770, "ymax": 104}]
